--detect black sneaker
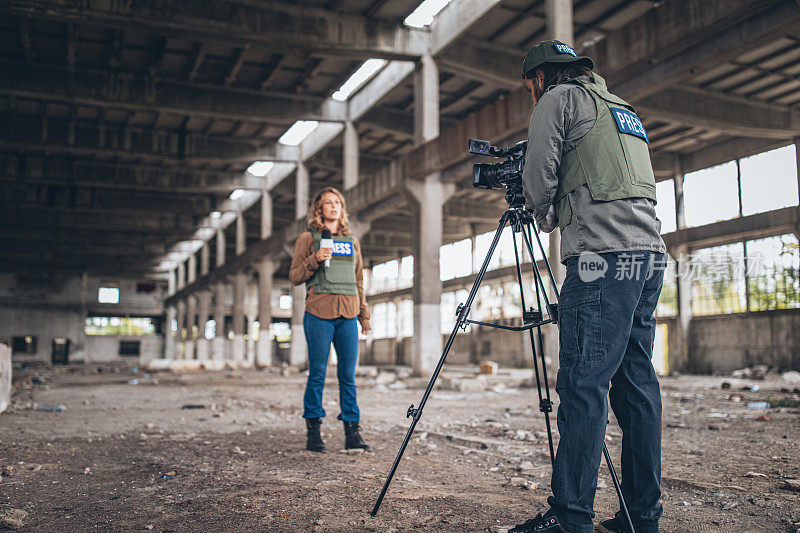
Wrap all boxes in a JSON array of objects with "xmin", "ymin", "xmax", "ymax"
[
  {"xmin": 596, "ymin": 512, "xmax": 623, "ymax": 533},
  {"xmin": 509, "ymin": 513, "xmax": 566, "ymax": 532}
]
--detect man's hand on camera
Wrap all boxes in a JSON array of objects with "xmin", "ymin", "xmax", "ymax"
[{"xmin": 536, "ymin": 205, "xmax": 558, "ymax": 233}]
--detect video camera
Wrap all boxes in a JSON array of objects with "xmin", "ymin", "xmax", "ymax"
[{"xmin": 469, "ymin": 138, "xmax": 527, "ymax": 207}]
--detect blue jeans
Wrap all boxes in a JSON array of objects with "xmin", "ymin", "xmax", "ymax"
[
  {"xmin": 546, "ymin": 251, "xmax": 665, "ymax": 533},
  {"xmin": 302, "ymin": 311, "xmax": 361, "ymax": 422}
]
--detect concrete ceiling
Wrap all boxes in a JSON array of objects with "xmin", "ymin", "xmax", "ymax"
[{"xmin": 1, "ymin": 0, "xmax": 799, "ymax": 279}]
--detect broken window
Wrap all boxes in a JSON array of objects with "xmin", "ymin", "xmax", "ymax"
[
  {"xmin": 85, "ymin": 317, "xmax": 157, "ymax": 336},
  {"xmin": 12, "ymin": 336, "xmax": 37, "ymax": 355},
  {"xmin": 98, "ymin": 286, "xmax": 120, "ymax": 304}
]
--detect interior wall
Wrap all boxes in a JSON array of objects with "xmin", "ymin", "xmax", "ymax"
[
  {"xmin": 687, "ymin": 310, "xmax": 800, "ymax": 373},
  {"xmin": 0, "ymin": 274, "xmax": 165, "ymax": 365}
]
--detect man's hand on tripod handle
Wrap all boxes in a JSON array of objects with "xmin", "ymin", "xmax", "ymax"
[{"xmin": 535, "ymin": 205, "xmax": 558, "ymax": 233}]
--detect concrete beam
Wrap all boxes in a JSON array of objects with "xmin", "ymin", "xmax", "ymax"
[
  {"xmin": 637, "ymin": 87, "xmax": 800, "ymax": 139},
  {"xmin": 359, "ymin": 107, "xmax": 414, "ymax": 138},
  {"xmin": 601, "ymin": 0, "xmax": 800, "ymax": 100},
  {"xmin": 662, "ymin": 206, "xmax": 800, "ymax": 252},
  {"xmin": 2, "ymin": 0, "xmax": 428, "ymax": 59},
  {"xmin": 0, "ymin": 116, "xmax": 296, "ymax": 163},
  {"xmin": 0, "ymin": 62, "xmax": 346, "ymax": 124},
  {"xmin": 437, "ymin": 39, "xmax": 520, "ymax": 88},
  {"xmin": 401, "ymin": 0, "xmax": 800, "ymax": 183},
  {"xmin": 0, "ymin": 114, "xmax": 299, "ymax": 163},
  {"xmin": 160, "ymin": 0, "xmax": 503, "ymax": 284},
  {"xmin": 0, "ymin": 207, "xmax": 198, "ymax": 233},
  {"xmin": 0, "ymin": 153, "xmax": 258, "ymax": 193}
]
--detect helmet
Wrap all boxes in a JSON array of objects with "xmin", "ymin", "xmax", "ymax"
[{"xmin": 522, "ymin": 40, "xmax": 594, "ymax": 78}]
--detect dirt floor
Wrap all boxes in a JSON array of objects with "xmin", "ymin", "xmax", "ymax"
[{"xmin": 1, "ymin": 364, "xmax": 799, "ymax": 532}]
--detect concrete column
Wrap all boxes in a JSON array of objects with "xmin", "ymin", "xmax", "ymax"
[
  {"xmin": 164, "ymin": 268, "xmax": 177, "ymax": 359},
  {"xmin": 175, "ymin": 299, "xmax": 186, "ymax": 359},
  {"xmin": 236, "ymin": 211, "xmax": 246, "ymax": 256},
  {"xmin": 343, "ymin": 121, "xmax": 359, "ymax": 190},
  {"xmin": 407, "ymin": 174, "xmax": 454, "ymax": 375},
  {"xmin": 246, "ymin": 313, "xmax": 257, "ymax": 364},
  {"xmin": 545, "ymin": 0, "xmax": 573, "ymax": 43},
  {"xmin": 674, "ymin": 164, "xmax": 692, "ymax": 371},
  {"xmin": 407, "ymin": 53, "xmax": 452, "ymax": 375},
  {"xmin": 231, "ymin": 272, "xmax": 247, "ymax": 362},
  {"xmin": 177, "ymin": 260, "xmax": 186, "ymax": 290},
  {"xmin": 794, "ymin": 140, "xmax": 800, "ymax": 242},
  {"xmin": 175, "ymin": 262, "xmax": 187, "ymax": 358},
  {"xmin": 261, "ymin": 190, "xmax": 272, "ymax": 240},
  {"xmin": 296, "ymin": 162, "xmax": 309, "ymax": 220},
  {"xmin": 256, "ymin": 259, "xmax": 275, "ymax": 367},
  {"xmin": 185, "ymin": 293, "xmax": 196, "ymax": 359},
  {"xmin": 212, "ymin": 229, "xmax": 228, "ymax": 359},
  {"xmin": 541, "ymin": 0, "xmax": 572, "ymax": 366},
  {"xmin": 213, "ymin": 282, "xmax": 227, "ymax": 360},
  {"xmin": 216, "ymin": 229, "xmax": 226, "ymax": 266},
  {"xmin": 185, "ymin": 253, "xmax": 197, "ymax": 359},
  {"xmin": 674, "ymin": 157, "xmax": 686, "ymax": 230},
  {"xmin": 200, "ymin": 242, "xmax": 210, "ymax": 276},
  {"xmin": 195, "ymin": 290, "xmax": 211, "ymax": 360},
  {"xmin": 289, "ymin": 284, "xmax": 307, "ymax": 367},
  {"xmin": 413, "ymin": 54, "xmax": 438, "ymax": 144}
]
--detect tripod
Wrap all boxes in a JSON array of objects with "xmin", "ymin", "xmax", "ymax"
[{"xmin": 370, "ymin": 202, "xmax": 637, "ymax": 533}]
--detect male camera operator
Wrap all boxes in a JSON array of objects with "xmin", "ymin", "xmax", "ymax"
[{"xmin": 510, "ymin": 41, "xmax": 667, "ymax": 533}]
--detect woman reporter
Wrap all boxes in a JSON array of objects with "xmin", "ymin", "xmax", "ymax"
[{"xmin": 289, "ymin": 186, "xmax": 371, "ymax": 453}]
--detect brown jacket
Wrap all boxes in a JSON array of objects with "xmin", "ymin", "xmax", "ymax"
[{"xmin": 289, "ymin": 230, "xmax": 370, "ymax": 331}]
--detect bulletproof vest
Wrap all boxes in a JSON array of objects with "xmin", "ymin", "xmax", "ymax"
[
  {"xmin": 554, "ymin": 73, "xmax": 656, "ymax": 229},
  {"xmin": 306, "ymin": 231, "xmax": 358, "ymax": 296}
]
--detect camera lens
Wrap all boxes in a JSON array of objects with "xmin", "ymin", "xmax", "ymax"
[{"xmin": 473, "ymin": 163, "xmax": 501, "ymax": 189}]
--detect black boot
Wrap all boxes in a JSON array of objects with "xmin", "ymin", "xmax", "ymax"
[
  {"xmin": 343, "ymin": 421, "xmax": 370, "ymax": 451},
  {"xmin": 305, "ymin": 418, "xmax": 327, "ymax": 453}
]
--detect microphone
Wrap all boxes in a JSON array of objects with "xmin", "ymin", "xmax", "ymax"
[{"xmin": 320, "ymin": 229, "xmax": 333, "ymax": 268}]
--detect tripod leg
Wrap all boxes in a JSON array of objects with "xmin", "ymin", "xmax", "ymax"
[
  {"xmin": 603, "ymin": 442, "xmax": 636, "ymax": 533},
  {"xmin": 518, "ymin": 224, "xmax": 557, "ymax": 463},
  {"xmin": 510, "ymin": 229, "xmax": 555, "ymax": 465},
  {"xmin": 371, "ymin": 211, "xmax": 512, "ymax": 516}
]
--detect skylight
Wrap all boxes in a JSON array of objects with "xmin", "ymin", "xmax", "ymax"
[
  {"xmin": 332, "ymin": 59, "xmax": 386, "ymax": 101},
  {"xmin": 279, "ymin": 121, "xmax": 319, "ymax": 146},
  {"xmin": 247, "ymin": 161, "xmax": 274, "ymax": 176},
  {"xmin": 404, "ymin": 0, "xmax": 452, "ymax": 28},
  {"xmin": 229, "ymin": 189, "xmax": 245, "ymax": 201}
]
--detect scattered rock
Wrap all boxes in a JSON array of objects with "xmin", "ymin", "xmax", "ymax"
[
  {"xmin": 517, "ymin": 461, "xmax": 535, "ymax": 472},
  {"xmin": 1, "ymin": 466, "xmax": 14, "ymax": 477},
  {"xmin": 145, "ymin": 423, "xmax": 154, "ymax": 429},
  {"xmin": 781, "ymin": 371, "xmax": 800, "ymax": 384},
  {"xmin": 375, "ymin": 372, "xmax": 396, "ymax": 385},
  {"xmin": 756, "ymin": 414, "xmax": 771, "ymax": 421},
  {"xmin": 83, "ymin": 467, "xmax": 91, "ymax": 475},
  {"xmin": 509, "ymin": 477, "xmax": 538, "ymax": 490},
  {"xmin": 340, "ymin": 448, "xmax": 365, "ymax": 455},
  {"xmin": 745, "ymin": 472, "xmax": 767, "ymax": 478},
  {"xmin": 782, "ymin": 479, "xmax": 800, "ymax": 492},
  {"xmin": 458, "ymin": 377, "xmax": 488, "ymax": 392},
  {"xmin": 732, "ymin": 365, "xmax": 768, "ymax": 380},
  {"xmin": 728, "ymin": 394, "xmax": 743, "ymax": 402},
  {"xmin": 0, "ymin": 508, "xmax": 28, "ymax": 530},
  {"xmin": 144, "ymin": 525, "xmax": 154, "ymax": 531}
]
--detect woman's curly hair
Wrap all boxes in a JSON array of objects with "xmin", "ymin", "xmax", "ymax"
[{"xmin": 307, "ymin": 186, "xmax": 350, "ymax": 235}]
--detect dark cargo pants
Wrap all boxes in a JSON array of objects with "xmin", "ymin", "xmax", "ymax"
[{"xmin": 546, "ymin": 251, "xmax": 665, "ymax": 533}]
